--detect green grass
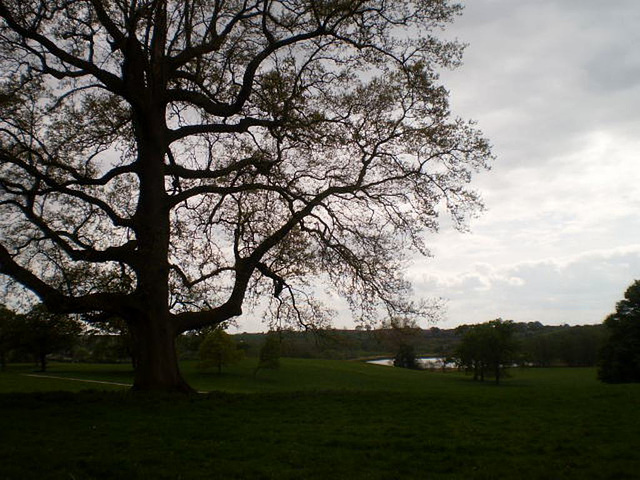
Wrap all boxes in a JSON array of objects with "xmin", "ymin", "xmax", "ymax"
[{"xmin": 1, "ymin": 360, "xmax": 639, "ymax": 479}]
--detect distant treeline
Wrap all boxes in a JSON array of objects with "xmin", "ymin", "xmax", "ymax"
[
  {"xmin": 3, "ymin": 321, "xmax": 607, "ymax": 368},
  {"xmin": 516, "ymin": 323, "xmax": 606, "ymax": 367},
  {"xmin": 228, "ymin": 322, "xmax": 608, "ymax": 367}
]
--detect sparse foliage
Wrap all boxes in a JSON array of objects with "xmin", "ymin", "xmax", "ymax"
[
  {"xmin": 598, "ymin": 280, "xmax": 640, "ymax": 383},
  {"xmin": 0, "ymin": 1, "xmax": 491, "ymax": 391}
]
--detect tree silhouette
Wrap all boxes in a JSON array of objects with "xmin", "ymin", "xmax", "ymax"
[
  {"xmin": 0, "ymin": 1, "xmax": 491, "ymax": 392},
  {"xmin": 0, "ymin": 303, "xmax": 17, "ymax": 370},
  {"xmin": 254, "ymin": 332, "xmax": 281, "ymax": 377},
  {"xmin": 198, "ymin": 327, "xmax": 243, "ymax": 375},
  {"xmin": 17, "ymin": 304, "xmax": 83, "ymax": 371},
  {"xmin": 393, "ymin": 343, "xmax": 419, "ymax": 369},
  {"xmin": 598, "ymin": 280, "xmax": 640, "ymax": 383},
  {"xmin": 455, "ymin": 319, "xmax": 517, "ymax": 384}
]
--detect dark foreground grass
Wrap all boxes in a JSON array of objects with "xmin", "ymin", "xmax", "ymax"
[{"xmin": 1, "ymin": 361, "xmax": 639, "ymax": 479}]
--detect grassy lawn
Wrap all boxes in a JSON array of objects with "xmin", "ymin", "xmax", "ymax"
[{"xmin": 1, "ymin": 360, "xmax": 639, "ymax": 479}]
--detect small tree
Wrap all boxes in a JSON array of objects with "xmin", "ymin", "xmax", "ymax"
[
  {"xmin": 381, "ymin": 317, "xmax": 422, "ymax": 369},
  {"xmin": 254, "ymin": 332, "xmax": 281, "ymax": 377},
  {"xmin": 434, "ymin": 343, "xmax": 455, "ymax": 372},
  {"xmin": 18, "ymin": 304, "xmax": 83, "ymax": 371},
  {"xmin": 198, "ymin": 328, "xmax": 243, "ymax": 374},
  {"xmin": 598, "ymin": 280, "xmax": 640, "ymax": 383},
  {"xmin": 394, "ymin": 343, "xmax": 420, "ymax": 369}
]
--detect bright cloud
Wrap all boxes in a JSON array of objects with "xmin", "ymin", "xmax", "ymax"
[
  {"xmin": 237, "ymin": 1, "xmax": 640, "ymax": 332},
  {"xmin": 414, "ymin": 246, "xmax": 640, "ymax": 327},
  {"xmin": 396, "ymin": 0, "xmax": 640, "ymax": 329}
]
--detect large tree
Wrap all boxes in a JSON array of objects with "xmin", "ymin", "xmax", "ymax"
[
  {"xmin": 598, "ymin": 280, "xmax": 640, "ymax": 383},
  {"xmin": 0, "ymin": 1, "xmax": 491, "ymax": 392}
]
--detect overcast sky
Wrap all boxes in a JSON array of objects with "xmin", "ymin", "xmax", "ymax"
[
  {"xmin": 230, "ymin": 1, "xmax": 640, "ymax": 332},
  {"xmin": 403, "ymin": 0, "xmax": 640, "ymax": 329}
]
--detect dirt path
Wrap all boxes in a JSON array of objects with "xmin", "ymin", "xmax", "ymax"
[
  {"xmin": 23, "ymin": 374, "xmax": 208, "ymax": 393},
  {"xmin": 24, "ymin": 373, "xmax": 132, "ymax": 388}
]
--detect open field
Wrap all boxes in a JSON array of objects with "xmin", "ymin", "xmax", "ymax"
[{"xmin": 1, "ymin": 360, "xmax": 639, "ymax": 479}]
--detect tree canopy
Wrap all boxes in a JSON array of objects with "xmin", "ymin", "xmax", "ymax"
[
  {"xmin": 393, "ymin": 343, "xmax": 419, "ymax": 369},
  {"xmin": 598, "ymin": 280, "xmax": 640, "ymax": 383},
  {"xmin": 455, "ymin": 319, "xmax": 517, "ymax": 384},
  {"xmin": 0, "ymin": 0, "xmax": 491, "ymax": 391}
]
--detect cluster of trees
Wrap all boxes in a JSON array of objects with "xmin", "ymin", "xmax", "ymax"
[
  {"xmin": 521, "ymin": 325, "xmax": 605, "ymax": 367},
  {"xmin": 454, "ymin": 319, "xmax": 517, "ymax": 384},
  {"xmin": 448, "ymin": 279, "xmax": 640, "ymax": 385},
  {"xmin": 2, "ymin": 301, "xmax": 624, "ymax": 382},
  {"xmin": 231, "ymin": 322, "xmax": 607, "ymax": 367},
  {"xmin": 1, "ymin": 302, "xmax": 284, "ymax": 376},
  {"xmin": 0, "ymin": 304, "xmax": 82, "ymax": 371}
]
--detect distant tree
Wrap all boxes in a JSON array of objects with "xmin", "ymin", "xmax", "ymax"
[
  {"xmin": 254, "ymin": 332, "xmax": 281, "ymax": 377},
  {"xmin": 381, "ymin": 317, "xmax": 422, "ymax": 368},
  {"xmin": 393, "ymin": 343, "xmax": 420, "ymax": 369},
  {"xmin": 198, "ymin": 328, "xmax": 243, "ymax": 374},
  {"xmin": 0, "ymin": 304, "xmax": 18, "ymax": 370},
  {"xmin": 17, "ymin": 304, "xmax": 83, "ymax": 371},
  {"xmin": 455, "ymin": 319, "xmax": 517, "ymax": 384},
  {"xmin": 434, "ymin": 343, "xmax": 455, "ymax": 372},
  {"xmin": 598, "ymin": 280, "xmax": 640, "ymax": 383}
]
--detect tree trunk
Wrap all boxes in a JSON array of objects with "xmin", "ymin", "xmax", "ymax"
[
  {"xmin": 127, "ymin": 99, "xmax": 192, "ymax": 392},
  {"xmin": 39, "ymin": 353, "xmax": 47, "ymax": 372},
  {"xmin": 130, "ymin": 319, "xmax": 193, "ymax": 393}
]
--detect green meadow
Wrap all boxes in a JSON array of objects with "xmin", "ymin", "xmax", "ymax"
[{"xmin": 1, "ymin": 360, "xmax": 639, "ymax": 479}]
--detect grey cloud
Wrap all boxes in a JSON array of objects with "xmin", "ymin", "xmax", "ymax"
[
  {"xmin": 586, "ymin": 44, "xmax": 640, "ymax": 93},
  {"xmin": 442, "ymin": 0, "xmax": 640, "ymax": 173}
]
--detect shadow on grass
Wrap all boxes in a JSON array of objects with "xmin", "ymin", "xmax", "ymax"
[{"xmin": 1, "ymin": 367, "xmax": 640, "ymax": 479}]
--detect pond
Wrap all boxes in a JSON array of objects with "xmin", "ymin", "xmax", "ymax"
[{"xmin": 367, "ymin": 357, "xmax": 456, "ymax": 369}]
